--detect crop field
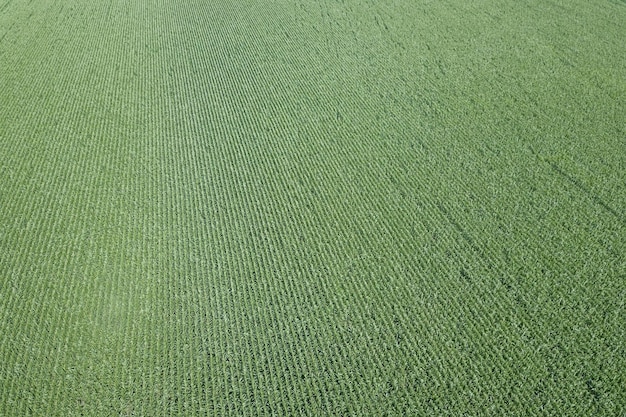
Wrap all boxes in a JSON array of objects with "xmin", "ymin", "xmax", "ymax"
[{"xmin": 0, "ymin": 0, "xmax": 625, "ymax": 415}]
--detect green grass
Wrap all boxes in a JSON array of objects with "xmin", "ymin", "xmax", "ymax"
[{"xmin": 1, "ymin": 0, "xmax": 624, "ymax": 415}]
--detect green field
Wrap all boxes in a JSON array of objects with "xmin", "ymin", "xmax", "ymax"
[{"xmin": 1, "ymin": 0, "xmax": 625, "ymax": 415}]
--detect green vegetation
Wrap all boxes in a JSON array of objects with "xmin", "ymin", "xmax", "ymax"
[{"xmin": 1, "ymin": 0, "xmax": 624, "ymax": 414}]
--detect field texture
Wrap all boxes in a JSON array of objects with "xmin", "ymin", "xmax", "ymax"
[{"xmin": 1, "ymin": 0, "xmax": 625, "ymax": 415}]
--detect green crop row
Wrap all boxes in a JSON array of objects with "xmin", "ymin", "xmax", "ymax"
[{"xmin": 0, "ymin": 0, "xmax": 624, "ymax": 415}]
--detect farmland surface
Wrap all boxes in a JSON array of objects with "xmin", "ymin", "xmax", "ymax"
[{"xmin": 1, "ymin": 0, "xmax": 625, "ymax": 415}]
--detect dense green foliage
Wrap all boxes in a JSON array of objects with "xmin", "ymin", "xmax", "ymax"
[{"xmin": 1, "ymin": 0, "xmax": 624, "ymax": 415}]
